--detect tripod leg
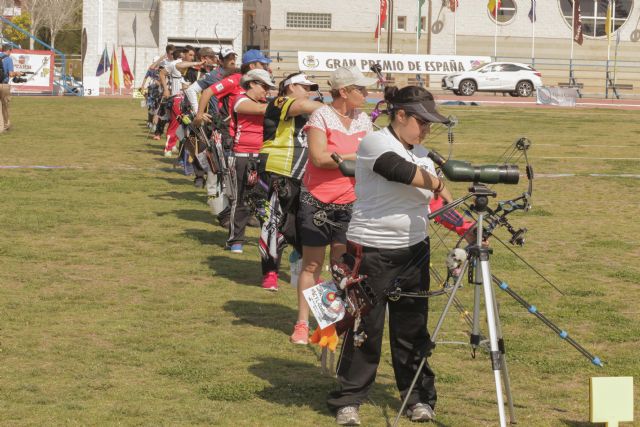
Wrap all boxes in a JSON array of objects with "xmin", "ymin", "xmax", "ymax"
[
  {"xmin": 471, "ymin": 258, "xmax": 483, "ymax": 354},
  {"xmin": 491, "ymin": 289, "xmax": 517, "ymax": 424},
  {"xmin": 392, "ymin": 259, "xmax": 470, "ymax": 427},
  {"xmin": 480, "ymin": 257, "xmax": 508, "ymax": 427}
]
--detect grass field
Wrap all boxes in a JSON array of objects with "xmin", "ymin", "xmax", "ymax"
[{"xmin": 0, "ymin": 97, "xmax": 638, "ymax": 426}]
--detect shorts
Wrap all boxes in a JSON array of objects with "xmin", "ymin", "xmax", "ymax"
[{"xmin": 298, "ymin": 195, "xmax": 352, "ymax": 247}]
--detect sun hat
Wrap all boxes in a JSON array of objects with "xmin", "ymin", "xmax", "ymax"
[
  {"xmin": 240, "ymin": 69, "xmax": 277, "ymax": 89},
  {"xmin": 328, "ymin": 66, "xmax": 377, "ymax": 90}
]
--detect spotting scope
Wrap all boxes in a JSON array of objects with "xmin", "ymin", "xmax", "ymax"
[{"xmin": 427, "ymin": 150, "xmax": 519, "ymax": 185}]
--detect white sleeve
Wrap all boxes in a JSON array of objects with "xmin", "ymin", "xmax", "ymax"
[
  {"xmin": 185, "ymin": 81, "xmax": 203, "ymax": 112},
  {"xmin": 356, "ymin": 132, "xmax": 392, "ymax": 172},
  {"xmin": 233, "ymin": 97, "xmax": 250, "ymax": 112}
]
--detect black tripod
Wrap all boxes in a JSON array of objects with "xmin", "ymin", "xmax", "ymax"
[{"xmin": 394, "ymin": 184, "xmax": 515, "ymax": 427}]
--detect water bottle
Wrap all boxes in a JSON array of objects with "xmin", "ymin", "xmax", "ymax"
[{"xmin": 289, "ymin": 250, "xmax": 302, "ymax": 288}]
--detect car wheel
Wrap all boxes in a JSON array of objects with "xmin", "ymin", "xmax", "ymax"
[
  {"xmin": 509, "ymin": 91, "xmax": 519, "ymax": 97},
  {"xmin": 453, "ymin": 90, "xmax": 460, "ymax": 95},
  {"xmin": 459, "ymin": 80, "xmax": 476, "ymax": 96},
  {"xmin": 516, "ymin": 81, "xmax": 534, "ymax": 97}
]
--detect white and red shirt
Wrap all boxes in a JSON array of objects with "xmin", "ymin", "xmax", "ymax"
[{"xmin": 303, "ymin": 105, "xmax": 372, "ymax": 204}]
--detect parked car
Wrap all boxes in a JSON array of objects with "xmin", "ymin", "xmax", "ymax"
[{"xmin": 441, "ymin": 62, "xmax": 543, "ymax": 97}]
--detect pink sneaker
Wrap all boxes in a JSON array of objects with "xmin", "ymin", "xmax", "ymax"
[
  {"xmin": 290, "ymin": 321, "xmax": 309, "ymax": 345},
  {"xmin": 261, "ymin": 271, "xmax": 278, "ymax": 291}
]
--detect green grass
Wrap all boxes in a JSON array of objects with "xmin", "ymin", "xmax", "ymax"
[{"xmin": 0, "ymin": 98, "xmax": 639, "ymax": 426}]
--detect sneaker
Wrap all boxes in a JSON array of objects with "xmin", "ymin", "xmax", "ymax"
[
  {"xmin": 406, "ymin": 403, "xmax": 435, "ymax": 422},
  {"xmin": 229, "ymin": 243, "xmax": 243, "ymax": 254},
  {"xmin": 152, "ymin": 135, "xmax": 161, "ymax": 141},
  {"xmin": 336, "ymin": 406, "xmax": 360, "ymax": 426},
  {"xmin": 171, "ymin": 145, "xmax": 179, "ymax": 154},
  {"xmin": 163, "ymin": 150, "xmax": 172, "ymax": 158},
  {"xmin": 194, "ymin": 177, "xmax": 205, "ymax": 188},
  {"xmin": 290, "ymin": 321, "xmax": 309, "ymax": 345},
  {"xmin": 261, "ymin": 271, "xmax": 278, "ymax": 291}
]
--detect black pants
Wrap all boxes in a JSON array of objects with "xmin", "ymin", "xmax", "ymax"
[
  {"xmin": 327, "ymin": 238, "xmax": 436, "ymax": 412},
  {"xmin": 227, "ymin": 155, "xmax": 261, "ymax": 246},
  {"xmin": 259, "ymin": 172, "xmax": 302, "ymax": 275}
]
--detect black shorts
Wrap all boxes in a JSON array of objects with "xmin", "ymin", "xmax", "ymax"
[{"xmin": 298, "ymin": 200, "xmax": 351, "ymax": 247}]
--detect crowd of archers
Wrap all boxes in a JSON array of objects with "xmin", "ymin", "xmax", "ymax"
[{"xmin": 140, "ymin": 43, "xmax": 476, "ymax": 426}]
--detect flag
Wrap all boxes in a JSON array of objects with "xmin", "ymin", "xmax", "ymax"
[
  {"xmin": 375, "ymin": 0, "xmax": 388, "ymax": 39},
  {"xmin": 572, "ymin": 0, "xmax": 583, "ymax": 45},
  {"xmin": 488, "ymin": 0, "xmax": 501, "ymax": 17},
  {"xmin": 109, "ymin": 46, "xmax": 120, "ymax": 91},
  {"xmin": 95, "ymin": 46, "xmax": 110, "ymax": 77},
  {"xmin": 449, "ymin": 0, "xmax": 458, "ymax": 12},
  {"xmin": 417, "ymin": 0, "xmax": 426, "ymax": 38},
  {"xmin": 121, "ymin": 47, "xmax": 134, "ymax": 89},
  {"xmin": 528, "ymin": 0, "xmax": 536, "ymax": 22},
  {"xmin": 605, "ymin": 0, "xmax": 612, "ymax": 42}
]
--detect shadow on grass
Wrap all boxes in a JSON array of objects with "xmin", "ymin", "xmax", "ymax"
[
  {"xmin": 169, "ymin": 209, "xmax": 213, "ymax": 225},
  {"xmin": 559, "ymin": 421, "xmax": 604, "ymax": 427},
  {"xmin": 152, "ymin": 190, "xmax": 204, "ymax": 203},
  {"xmin": 223, "ymin": 300, "xmax": 296, "ymax": 335},
  {"xmin": 184, "ymin": 228, "xmax": 228, "ymax": 247},
  {"xmin": 248, "ymin": 356, "xmax": 336, "ymax": 414},
  {"xmin": 208, "ymin": 255, "xmax": 262, "ymax": 287}
]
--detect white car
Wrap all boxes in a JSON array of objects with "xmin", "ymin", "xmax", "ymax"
[{"xmin": 441, "ymin": 62, "xmax": 543, "ymax": 97}]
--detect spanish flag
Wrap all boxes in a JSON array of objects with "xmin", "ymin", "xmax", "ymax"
[
  {"xmin": 109, "ymin": 46, "xmax": 120, "ymax": 91},
  {"xmin": 488, "ymin": 0, "xmax": 501, "ymax": 17},
  {"xmin": 605, "ymin": 0, "xmax": 612, "ymax": 43}
]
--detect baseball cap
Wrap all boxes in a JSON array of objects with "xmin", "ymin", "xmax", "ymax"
[
  {"xmin": 240, "ymin": 69, "xmax": 277, "ymax": 89},
  {"xmin": 218, "ymin": 47, "xmax": 237, "ymax": 59},
  {"xmin": 242, "ymin": 49, "xmax": 272, "ymax": 65},
  {"xmin": 328, "ymin": 66, "xmax": 377, "ymax": 90},
  {"xmin": 283, "ymin": 73, "xmax": 319, "ymax": 92}
]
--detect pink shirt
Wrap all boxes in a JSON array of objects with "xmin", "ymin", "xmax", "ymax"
[
  {"xmin": 232, "ymin": 95, "xmax": 265, "ymax": 154},
  {"xmin": 303, "ymin": 105, "xmax": 372, "ymax": 204}
]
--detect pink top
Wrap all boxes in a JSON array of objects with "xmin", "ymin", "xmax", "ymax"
[
  {"xmin": 232, "ymin": 95, "xmax": 265, "ymax": 154},
  {"xmin": 303, "ymin": 105, "xmax": 372, "ymax": 204}
]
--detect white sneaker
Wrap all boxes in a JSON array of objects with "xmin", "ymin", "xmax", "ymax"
[
  {"xmin": 164, "ymin": 150, "xmax": 172, "ymax": 158},
  {"xmin": 171, "ymin": 145, "xmax": 179, "ymax": 154}
]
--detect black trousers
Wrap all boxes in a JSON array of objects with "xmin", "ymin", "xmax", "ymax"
[
  {"xmin": 227, "ymin": 155, "xmax": 263, "ymax": 246},
  {"xmin": 327, "ymin": 238, "xmax": 436, "ymax": 412},
  {"xmin": 259, "ymin": 172, "xmax": 302, "ymax": 275}
]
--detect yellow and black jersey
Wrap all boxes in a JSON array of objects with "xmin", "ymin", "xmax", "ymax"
[{"xmin": 260, "ymin": 96, "xmax": 308, "ymax": 180}]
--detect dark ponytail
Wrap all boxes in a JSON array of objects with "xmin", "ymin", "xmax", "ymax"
[{"xmin": 385, "ymin": 85, "xmax": 435, "ymax": 120}]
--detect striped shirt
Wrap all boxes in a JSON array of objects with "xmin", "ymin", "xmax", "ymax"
[{"xmin": 260, "ymin": 96, "xmax": 308, "ymax": 180}]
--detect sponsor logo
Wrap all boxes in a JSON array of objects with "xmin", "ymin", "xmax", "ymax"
[
  {"xmin": 215, "ymin": 83, "xmax": 224, "ymax": 91},
  {"xmin": 302, "ymin": 55, "xmax": 319, "ymax": 69}
]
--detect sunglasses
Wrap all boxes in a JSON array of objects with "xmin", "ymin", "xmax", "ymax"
[
  {"xmin": 254, "ymin": 82, "xmax": 272, "ymax": 91},
  {"xmin": 410, "ymin": 114, "xmax": 431, "ymax": 129}
]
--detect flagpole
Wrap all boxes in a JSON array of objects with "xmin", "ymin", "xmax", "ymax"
[
  {"xmin": 606, "ymin": 1, "xmax": 611, "ymax": 64},
  {"xmin": 531, "ymin": 1, "xmax": 536, "ymax": 66},
  {"xmin": 133, "ymin": 15, "xmax": 137, "ymax": 89},
  {"xmin": 493, "ymin": 5, "xmax": 498, "ymax": 59},
  {"xmin": 570, "ymin": 0, "xmax": 575, "ymax": 62},
  {"xmin": 377, "ymin": 0, "xmax": 381, "ymax": 54},
  {"xmin": 416, "ymin": 0, "xmax": 419, "ymax": 54},
  {"xmin": 453, "ymin": 2, "xmax": 457, "ymax": 55}
]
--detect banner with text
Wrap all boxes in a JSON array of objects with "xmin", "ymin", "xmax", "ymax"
[
  {"xmin": 9, "ymin": 50, "xmax": 55, "ymax": 92},
  {"xmin": 298, "ymin": 51, "xmax": 492, "ymax": 75}
]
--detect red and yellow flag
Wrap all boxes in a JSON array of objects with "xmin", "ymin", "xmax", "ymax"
[
  {"xmin": 488, "ymin": 0, "xmax": 501, "ymax": 17},
  {"xmin": 121, "ymin": 47, "xmax": 134, "ymax": 89},
  {"xmin": 109, "ymin": 46, "xmax": 120, "ymax": 91}
]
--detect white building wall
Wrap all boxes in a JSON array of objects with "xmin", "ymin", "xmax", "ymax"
[{"xmin": 82, "ymin": 0, "xmax": 119, "ymax": 90}]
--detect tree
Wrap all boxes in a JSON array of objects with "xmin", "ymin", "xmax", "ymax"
[
  {"xmin": 41, "ymin": 0, "xmax": 81, "ymax": 50},
  {"xmin": 20, "ymin": 0, "xmax": 48, "ymax": 49},
  {"xmin": 3, "ymin": 13, "xmax": 32, "ymax": 45}
]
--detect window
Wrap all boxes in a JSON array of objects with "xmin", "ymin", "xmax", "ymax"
[
  {"xmin": 488, "ymin": 0, "xmax": 517, "ymax": 24},
  {"xmin": 559, "ymin": 0, "xmax": 633, "ymax": 38},
  {"xmin": 397, "ymin": 16, "xmax": 406, "ymax": 31},
  {"xmin": 286, "ymin": 12, "xmax": 332, "ymax": 29}
]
